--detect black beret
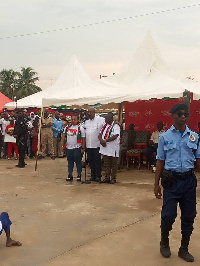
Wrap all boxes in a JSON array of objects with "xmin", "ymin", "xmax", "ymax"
[{"xmin": 169, "ymin": 103, "xmax": 188, "ymax": 114}]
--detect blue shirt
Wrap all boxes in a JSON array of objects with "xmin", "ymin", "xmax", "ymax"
[
  {"xmin": 156, "ymin": 125, "xmax": 200, "ymax": 173},
  {"xmin": 52, "ymin": 118, "xmax": 64, "ymax": 138}
]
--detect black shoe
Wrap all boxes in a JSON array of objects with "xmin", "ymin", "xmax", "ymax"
[
  {"xmin": 77, "ymin": 175, "xmax": 81, "ymax": 182},
  {"xmin": 160, "ymin": 232, "xmax": 171, "ymax": 258},
  {"xmin": 66, "ymin": 175, "xmax": 73, "ymax": 181},
  {"xmin": 51, "ymin": 156, "xmax": 55, "ymax": 160},
  {"xmin": 94, "ymin": 178, "xmax": 101, "ymax": 182},
  {"xmin": 110, "ymin": 179, "xmax": 116, "ymax": 184},
  {"xmin": 178, "ymin": 237, "xmax": 194, "ymax": 262},
  {"xmin": 178, "ymin": 248, "xmax": 194, "ymax": 262},
  {"xmin": 89, "ymin": 177, "xmax": 96, "ymax": 181},
  {"xmin": 100, "ymin": 178, "xmax": 110, "ymax": 184},
  {"xmin": 16, "ymin": 164, "xmax": 25, "ymax": 168}
]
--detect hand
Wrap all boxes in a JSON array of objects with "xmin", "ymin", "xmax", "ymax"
[
  {"xmin": 100, "ymin": 139, "xmax": 106, "ymax": 147},
  {"xmin": 61, "ymin": 146, "xmax": 65, "ymax": 152},
  {"xmin": 154, "ymin": 184, "xmax": 162, "ymax": 199}
]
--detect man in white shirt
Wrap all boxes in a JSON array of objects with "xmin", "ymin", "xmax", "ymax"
[
  {"xmin": 83, "ymin": 108, "xmax": 105, "ymax": 182},
  {"xmin": 1, "ymin": 112, "xmax": 10, "ymax": 158},
  {"xmin": 144, "ymin": 121, "xmax": 164, "ymax": 172},
  {"xmin": 62, "ymin": 116, "xmax": 85, "ymax": 182},
  {"xmin": 99, "ymin": 113, "xmax": 120, "ymax": 184}
]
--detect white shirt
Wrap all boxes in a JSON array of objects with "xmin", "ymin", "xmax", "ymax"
[
  {"xmin": 4, "ymin": 124, "xmax": 16, "ymax": 143},
  {"xmin": 4, "ymin": 133, "xmax": 16, "ymax": 143},
  {"xmin": 99, "ymin": 123, "xmax": 120, "ymax": 157},
  {"xmin": 64, "ymin": 125, "xmax": 85, "ymax": 149},
  {"xmin": 0, "ymin": 118, "xmax": 10, "ymax": 136},
  {"xmin": 0, "ymin": 221, "xmax": 2, "ymax": 233},
  {"xmin": 27, "ymin": 120, "xmax": 34, "ymax": 129},
  {"xmin": 150, "ymin": 129, "xmax": 165, "ymax": 144},
  {"xmin": 84, "ymin": 116, "xmax": 105, "ymax": 148}
]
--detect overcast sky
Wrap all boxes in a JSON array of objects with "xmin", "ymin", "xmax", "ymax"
[{"xmin": 0, "ymin": 0, "xmax": 200, "ymax": 89}]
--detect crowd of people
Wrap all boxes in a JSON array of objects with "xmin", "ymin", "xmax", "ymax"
[
  {"xmin": 2, "ymin": 103, "xmax": 200, "ymax": 264},
  {"xmin": 0, "ymin": 109, "xmax": 40, "ymax": 167},
  {"xmin": 0, "ymin": 108, "xmax": 121, "ymax": 182}
]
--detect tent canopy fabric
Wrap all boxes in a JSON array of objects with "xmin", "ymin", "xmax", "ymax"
[
  {"xmin": 5, "ymin": 32, "xmax": 200, "ymax": 109},
  {"xmin": 42, "ymin": 32, "xmax": 200, "ymax": 107},
  {"xmin": 0, "ymin": 92, "xmax": 12, "ymax": 111},
  {"xmin": 6, "ymin": 56, "xmax": 118, "ymax": 108},
  {"xmin": 104, "ymin": 31, "xmax": 170, "ymax": 86}
]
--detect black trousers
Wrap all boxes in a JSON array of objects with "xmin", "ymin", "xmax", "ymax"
[
  {"xmin": 144, "ymin": 145, "xmax": 157, "ymax": 166},
  {"xmin": 87, "ymin": 148, "xmax": 102, "ymax": 179},
  {"xmin": 0, "ymin": 135, "xmax": 3, "ymax": 158},
  {"xmin": 161, "ymin": 172, "xmax": 197, "ymax": 237},
  {"xmin": 17, "ymin": 137, "xmax": 27, "ymax": 166}
]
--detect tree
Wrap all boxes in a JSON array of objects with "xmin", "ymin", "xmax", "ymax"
[
  {"xmin": 17, "ymin": 67, "xmax": 41, "ymax": 99},
  {"xmin": 0, "ymin": 67, "xmax": 42, "ymax": 100},
  {"xmin": 0, "ymin": 69, "xmax": 18, "ymax": 100}
]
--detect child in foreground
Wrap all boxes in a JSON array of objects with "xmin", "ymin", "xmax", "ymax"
[{"xmin": 0, "ymin": 212, "xmax": 22, "ymax": 247}]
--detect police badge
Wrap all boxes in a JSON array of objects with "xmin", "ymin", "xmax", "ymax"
[{"xmin": 189, "ymin": 135, "xmax": 195, "ymax": 142}]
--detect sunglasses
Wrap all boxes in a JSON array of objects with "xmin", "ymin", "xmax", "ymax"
[{"xmin": 176, "ymin": 111, "xmax": 189, "ymax": 118}]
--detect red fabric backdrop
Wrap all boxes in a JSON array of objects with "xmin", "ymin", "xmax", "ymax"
[{"xmin": 125, "ymin": 97, "xmax": 200, "ymax": 133}]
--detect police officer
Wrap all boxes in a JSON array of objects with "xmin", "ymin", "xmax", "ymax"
[
  {"xmin": 13, "ymin": 109, "xmax": 28, "ymax": 168},
  {"xmin": 154, "ymin": 103, "xmax": 200, "ymax": 262}
]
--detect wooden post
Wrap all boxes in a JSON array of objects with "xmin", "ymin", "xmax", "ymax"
[
  {"xmin": 183, "ymin": 90, "xmax": 191, "ymax": 128},
  {"xmin": 35, "ymin": 107, "xmax": 44, "ymax": 171},
  {"xmin": 118, "ymin": 102, "xmax": 123, "ymax": 124}
]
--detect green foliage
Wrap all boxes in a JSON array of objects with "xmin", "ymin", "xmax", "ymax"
[
  {"xmin": 0, "ymin": 67, "xmax": 42, "ymax": 100},
  {"xmin": 0, "ymin": 69, "xmax": 18, "ymax": 100}
]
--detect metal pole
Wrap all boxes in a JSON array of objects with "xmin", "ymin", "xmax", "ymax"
[{"xmin": 81, "ymin": 150, "xmax": 91, "ymax": 184}]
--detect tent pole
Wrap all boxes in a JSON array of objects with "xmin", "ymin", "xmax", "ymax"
[
  {"xmin": 188, "ymin": 93, "xmax": 191, "ymax": 128},
  {"xmin": 35, "ymin": 106, "xmax": 44, "ymax": 171},
  {"xmin": 183, "ymin": 90, "xmax": 191, "ymax": 128},
  {"xmin": 118, "ymin": 102, "xmax": 123, "ymax": 124}
]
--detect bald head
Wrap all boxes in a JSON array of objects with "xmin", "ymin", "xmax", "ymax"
[
  {"xmin": 88, "ymin": 108, "xmax": 95, "ymax": 120},
  {"xmin": 105, "ymin": 112, "xmax": 114, "ymax": 124}
]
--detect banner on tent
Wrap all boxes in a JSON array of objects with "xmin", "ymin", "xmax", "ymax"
[{"xmin": 124, "ymin": 98, "xmax": 200, "ymax": 133}]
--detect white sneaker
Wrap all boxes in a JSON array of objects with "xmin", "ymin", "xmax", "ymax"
[{"xmin": 152, "ymin": 166, "xmax": 156, "ymax": 173}]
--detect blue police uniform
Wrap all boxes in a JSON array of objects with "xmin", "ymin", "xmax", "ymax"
[{"xmin": 157, "ymin": 125, "xmax": 200, "ymax": 237}]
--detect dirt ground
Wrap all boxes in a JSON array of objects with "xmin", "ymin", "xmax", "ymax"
[{"xmin": 0, "ymin": 157, "xmax": 200, "ymax": 266}]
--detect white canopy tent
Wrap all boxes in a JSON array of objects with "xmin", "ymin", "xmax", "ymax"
[
  {"xmin": 42, "ymin": 32, "xmax": 200, "ymax": 107},
  {"xmin": 5, "ymin": 56, "xmax": 120, "ymax": 108},
  {"xmin": 99, "ymin": 31, "xmax": 200, "ymax": 101}
]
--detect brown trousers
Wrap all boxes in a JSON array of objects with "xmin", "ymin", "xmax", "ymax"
[
  {"xmin": 103, "ymin": 155, "xmax": 118, "ymax": 180},
  {"xmin": 41, "ymin": 129, "xmax": 54, "ymax": 156}
]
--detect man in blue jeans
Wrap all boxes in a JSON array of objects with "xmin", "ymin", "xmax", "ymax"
[
  {"xmin": 0, "ymin": 212, "xmax": 22, "ymax": 247},
  {"xmin": 62, "ymin": 116, "xmax": 85, "ymax": 182}
]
